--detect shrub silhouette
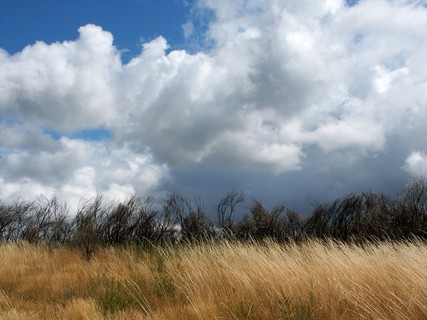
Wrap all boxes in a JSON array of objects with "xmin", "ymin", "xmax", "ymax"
[
  {"xmin": 99, "ymin": 196, "xmax": 136, "ymax": 245},
  {"xmin": 0, "ymin": 200, "xmax": 33, "ymax": 242},
  {"xmin": 237, "ymin": 200, "xmax": 303, "ymax": 242},
  {"xmin": 392, "ymin": 178, "xmax": 427, "ymax": 239},
  {"xmin": 127, "ymin": 196, "xmax": 169, "ymax": 245},
  {"xmin": 303, "ymin": 192, "xmax": 394, "ymax": 242},
  {"xmin": 217, "ymin": 191, "xmax": 244, "ymax": 240},
  {"xmin": 72, "ymin": 196, "xmax": 104, "ymax": 260},
  {"xmin": 284, "ymin": 209, "xmax": 304, "ymax": 241},
  {"xmin": 23, "ymin": 197, "xmax": 71, "ymax": 244},
  {"xmin": 163, "ymin": 193, "xmax": 214, "ymax": 243},
  {"xmin": 2, "ymin": 178, "xmax": 427, "ymax": 248},
  {"xmin": 0, "ymin": 201, "xmax": 20, "ymax": 241}
]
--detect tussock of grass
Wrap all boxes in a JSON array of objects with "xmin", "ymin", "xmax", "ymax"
[{"xmin": 1, "ymin": 240, "xmax": 427, "ymax": 319}]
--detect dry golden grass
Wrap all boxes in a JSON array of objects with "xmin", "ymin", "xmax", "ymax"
[{"xmin": 1, "ymin": 240, "xmax": 427, "ymax": 319}]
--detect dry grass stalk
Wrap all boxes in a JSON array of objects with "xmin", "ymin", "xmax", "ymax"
[{"xmin": 0, "ymin": 240, "xmax": 426, "ymax": 319}]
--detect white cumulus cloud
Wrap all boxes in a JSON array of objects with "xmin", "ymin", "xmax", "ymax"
[{"xmin": 0, "ymin": 25, "xmax": 121, "ymax": 131}]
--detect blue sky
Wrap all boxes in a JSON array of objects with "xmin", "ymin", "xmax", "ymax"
[
  {"xmin": 0, "ymin": 0, "xmax": 426, "ymax": 215},
  {"xmin": 0, "ymin": 0, "xmax": 190, "ymax": 59}
]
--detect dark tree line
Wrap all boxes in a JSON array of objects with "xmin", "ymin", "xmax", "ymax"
[{"xmin": 2, "ymin": 178, "xmax": 427, "ymax": 258}]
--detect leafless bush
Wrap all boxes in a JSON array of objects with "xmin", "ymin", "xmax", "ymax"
[
  {"xmin": 23, "ymin": 197, "xmax": 71, "ymax": 244},
  {"xmin": 392, "ymin": 178, "xmax": 427, "ymax": 239},
  {"xmin": 0, "ymin": 200, "xmax": 33, "ymax": 242},
  {"xmin": 72, "ymin": 196, "xmax": 105, "ymax": 260},
  {"xmin": 284, "ymin": 210, "xmax": 305, "ymax": 241},
  {"xmin": 217, "ymin": 191, "xmax": 244, "ymax": 239},
  {"xmin": 0, "ymin": 202, "xmax": 17, "ymax": 241},
  {"xmin": 163, "ymin": 193, "xmax": 214, "ymax": 242},
  {"xmin": 98, "ymin": 195, "xmax": 173, "ymax": 246},
  {"xmin": 303, "ymin": 193, "xmax": 394, "ymax": 242},
  {"xmin": 99, "ymin": 197, "xmax": 134, "ymax": 245},
  {"xmin": 128, "ymin": 196, "xmax": 164, "ymax": 245},
  {"xmin": 237, "ymin": 200, "xmax": 299, "ymax": 242}
]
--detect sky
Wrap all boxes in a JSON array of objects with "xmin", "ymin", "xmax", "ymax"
[{"xmin": 1, "ymin": 0, "xmax": 427, "ymax": 216}]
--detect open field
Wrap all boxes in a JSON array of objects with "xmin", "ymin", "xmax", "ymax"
[{"xmin": 1, "ymin": 240, "xmax": 427, "ymax": 319}]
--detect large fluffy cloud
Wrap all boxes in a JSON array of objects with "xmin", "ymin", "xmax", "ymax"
[
  {"xmin": 116, "ymin": 0, "xmax": 427, "ymax": 170},
  {"xmin": 1, "ymin": 0, "xmax": 427, "ymax": 211},
  {"xmin": 0, "ymin": 25, "xmax": 121, "ymax": 131}
]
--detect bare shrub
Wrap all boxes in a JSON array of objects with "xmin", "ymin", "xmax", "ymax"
[
  {"xmin": 128, "ymin": 196, "xmax": 164, "ymax": 245},
  {"xmin": 217, "ymin": 191, "xmax": 244, "ymax": 240},
  {"xmin": 72, "ymin": 196, "xmax": 105, "ymax": 260},
  {"xmin": 303, "ymin": 192, "xmax": 394, "ymax": 242},
  {"xmin": 0, "ymin": 202, "xmax": 17, "ymax": 241},
  {"xmin": 284, "ymin": 210, "xmax": 304, "ymax": 241},
  {"xmin": 99, "ymin": 197, "xmax": 135, "ymax": 245},
  {"xmin": 237, "ymin": 200, "xmax": 291, "ymax": 242},
  {"xmin": 0, "ymin": 200, "xmax": 33, "ymax": 241},
  {"xmin": 23, "ymin": 197, "xmax": 71, "ymax": 244},
  {"xmin": 162, "ymin": 193, "xmax": 214, "ymax": 242},
  {"xmin": 393, "ymin": 178, "xmax": 427, "ymax": 239},
  {"xmin": 99, "ymin": 195, "xmax": 168, "ymax": 246}
]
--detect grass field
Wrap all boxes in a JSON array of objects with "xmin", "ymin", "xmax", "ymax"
[{"xmin": 1, "ymin": 240, "xmax": 427, "ymax": 319}]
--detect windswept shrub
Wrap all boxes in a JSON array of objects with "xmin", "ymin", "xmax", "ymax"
[
  {"xmin": 127, "ymin": 196, "xmax": 166, "ymax": 245},
  {"xmin": 284, "ymin": 210, "xmax": 304, "ymax": 241},
  {"xmin": 360, "ymin": 192, "xmax": 394, "ymax": 239},
  {"xmin": 303, "ymin": 192, "xmax": 394, "ymax": 242},
  {"xmin": 217, "ymin": 191, "xmax": 244, "ymax": 240},
  {"xmin": 163, "ymin": 193, "xmax": 214, "ymax": 242},
  {"xmin": 99, "ymin": 197, "xmax": 135, "ymax": 245},
  {"xmin": 23, "ymin": 197, "xmax": 71, "ymax": 244},
  {"xmin": 392, "ymin": 178, "xmax": 427, "ymax": 239},
  {"xmin": 0, "ymin": 200, "xmax": 33, "ymax": 241},
  {"xmin": 237, "ymin": 200, "xmax": 301, "ymax": 242},
  {"xmin": 99, "ymin": 195, "xmax": 172, "ymax": 246},
  {"xmin": 0, "ymin": 201, "xmax": 18, "ymax": 241},
  {"xmin": 72, "ymin": 196, "xmax": 105, "ymax": 260}
]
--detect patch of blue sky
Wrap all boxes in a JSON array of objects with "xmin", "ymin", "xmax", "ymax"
[
  {"xmin": 0, "ymin": 0, "xmax": 191, "ymax": 63},
  {"xmin": 44, "ymin": 130, "xmax": 62, "ymax": 141},
  {"xmin": 183, "ymin": 5, "xmax": 216, "ymax": 54},
  {"xmin": 45, "ymin": 128, "xmax": 111, "ymax": 142},
  {"xmin": 71, "ymin": 128, "xmax": 111, "ymax": 141},
  {"xmin": 346, "ymin": 0, "xmax": 360, "ymax": 7}
]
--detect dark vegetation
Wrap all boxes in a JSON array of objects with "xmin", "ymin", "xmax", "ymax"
[{"xmin": 1, "ymin": 178, "xmax": 427, "ymax": 258}]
